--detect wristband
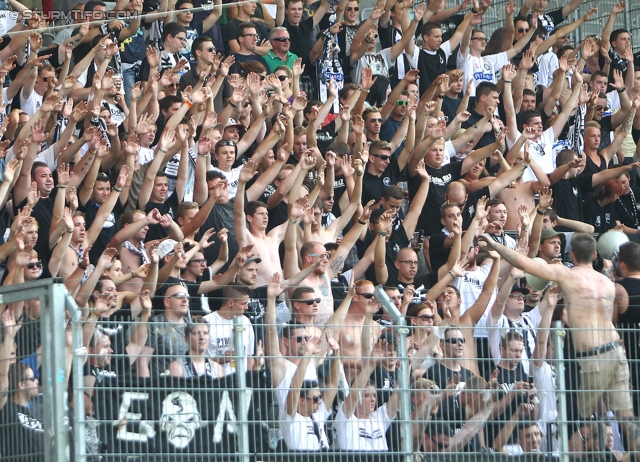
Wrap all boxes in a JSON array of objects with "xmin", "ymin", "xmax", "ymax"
[
  {"xmin": 536, "ymin": 208, "xmax": 545, "ymax": 216},
  {"xmin": 290, "ymin": 219, "xmax": 298, "ymax": 224},
  {"xmin": 229, "ymin": 101, "xmax": 238, "ymax": 108},
  {"xmin": 503, "ymin": 80, "xmax": 512, "ymax": 83},
  {"xmin": 185, "ymin": 98, "xmax": 193, "ymax": 108},
  {"xmin": 358, "ymin": 218, "xmax": 367, "ymax": 225},
  {"xmin": 356, "ymin": 172, "xmax": 364, "ymax": 176},
  {"xmin": 58, "ymin": 185, "xmax": 67, "ymax": 189},
  {"xmin": 617, "ymin": 86, "xmax": 626, "ymax": 93},
  {"xmin": 131, "ymin": 271, "xmax": 136, "ymax": 278},
  {"xmin": 65, "ymin": 229, "xmax": 73, "ymax": 233},
  {"xmin": 79, "ymin": 262, "xmax": 88, "ymax": 270},
  {"xmin": 113, "ymin": 186, "xmax": 123, "ymax": 192},
  {"xmin": 437, "ymin": 94, "xmax": 445, "ymax": 99},
  {"xmin": 159, "ymin": 148, "xmax": 168, "ymax": 154},
  {"xmin": 377, "ymin": 231, "xmax": 387, "ymax": 237},
  {"xmin": 197, "ymin": 153, "xmax": 209, "ymax": 157},
  {"xmin": 471, "ymin": 7, "xmax": 480, "ymax": 13}
]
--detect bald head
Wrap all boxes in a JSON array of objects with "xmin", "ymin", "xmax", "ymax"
[
  {"xmin": 396, "ymin": 247, "xmax": 418, "ymax": 262},
  {"xmin": 446, "ymin": 181, "xmax": 467, "ymax": 205}
]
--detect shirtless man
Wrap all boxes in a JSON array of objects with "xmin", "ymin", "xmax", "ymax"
[
  {"xmin": 284, "ymin": 195, "xmax": 372, "ymax": 327},
  {"xmin": 338, "ymin": 279, "xmax": 382, "ymax": 384},
  {"xmin": 496, "ymin": 137, "xmax": 550, "ymax": 230},
  {"xmin": 479, "ymin": 232, "xmax": 639, "ymax": 455},
  {"xmin": 235, "ymin": 160, "xmax": 289, "ymax": 287},
  {"xmin": 289, "ymin": 286, "xmax": 324, "ymax": 339}
]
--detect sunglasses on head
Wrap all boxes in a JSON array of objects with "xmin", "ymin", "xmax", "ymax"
[
  {"xmin": 346, "ymin": 5, "xmax": 359, "ymax": 11},
  {"xmin": 272, "ymin": 36, "xmax": 291, "ymax": 42},
  {"xmin": 217, "ymin": 140, "xmax": 237, "ymax": 147},
  {"xmin": 371, "ymin": 153, "xmax": 391, "ymax": 161},
  {"xmin": 300, "ymin": 298, "xmax": 321, "ymax": 305},
  {"xmin": 27, "ymin": 261, "xmax": 43, "ymax": 269},
  {"xmin": 444, "ymin": 337, "xmax": 465, "ymax": 344}
]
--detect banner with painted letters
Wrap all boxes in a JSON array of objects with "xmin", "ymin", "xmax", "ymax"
[{"xmin": 93, "ymin": 371, "xmax": 272, "ymax": 460}]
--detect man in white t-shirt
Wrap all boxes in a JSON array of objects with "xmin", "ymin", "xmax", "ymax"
[
  {"xmin": 457, "ymin": 21, "xmax": 535, "ymax": 97},
  {"xmin": 20, "ymin": 64, "xmax": 56, "ymax": 117},
  {"xmin": 281, "ymin": 335, "xmax": 341, "ymax": 451},
  {"xmin": 334, "ymin": 343, "xmax": 398, "ymax": 451},
  {"xmin": 503, "ymin": 65, "xmax": 582, "ymax": 182},
  {"xmin": 204, "ymin": 283, "xmax": 255, "ymax": 375}
]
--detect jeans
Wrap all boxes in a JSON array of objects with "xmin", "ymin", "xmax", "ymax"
[{"xmin": 122, "ymin": 67, "xmax": 137, "ymax": 108}]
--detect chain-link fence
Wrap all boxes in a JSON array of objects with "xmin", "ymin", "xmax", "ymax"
[{"xmin": 1, "ymin": 279, "xmax": 639, "ymax": 462}]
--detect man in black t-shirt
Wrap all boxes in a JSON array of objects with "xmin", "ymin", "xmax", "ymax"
[
  {"xmin": 361, "ymin": 140, "xmax": 404, "ymax": 206},
  {"xmin": 227, "ymin": 22, "xmax": 270, "ymax": 74},
  {"xmin": 425, "ymin": 327, "xmax": 473, "ymax": 390}
]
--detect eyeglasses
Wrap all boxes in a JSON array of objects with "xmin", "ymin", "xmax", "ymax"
[
  {"xmin": 444, "ymin": 337, "xmax": 465, "ymax": 344},
  {"xmin": 27, "ymin": 261, "xmax": 43, "ymax": 269},
  {"xmin": 242, "ymin": 33, "xmax": 259, "ymax": 38},
  {"xmin": 509, "ymin": 294, "xmax": 525, "ymax": 301},
  {"xmin": 396, "ymin": 100, "xmax": 409, "ymax": 106},
  {"xmin": 306, "ymin": 395, "xmax": 323, "ymax": 403},
  {"xmin": 175, "ymin": 36, "xmax": 187, "ymax": 42},
  {"xmin": 398, "ymin": 260, "xmax": 418, "ymax": 266},
  {"xmin": 217, "ymin": 140, "xmax": 237, "ymax": 147},
  {"xmin": 276, "ymin": 75, "xmax": 289, "ymax": 81},
  {"xmin": 294, "ymin": 335, "xmax": 309, "ymax": 343},
  {"xmin": 471, "ymin": 36, "xmax": 487, "ymax": 42},
  {"xmin": 300, "ymin": 298, "xmax": 321, "ymax": 305},
  {"xmin": 346, "ymin": 6, "xmax": 359, "ymax": 11},
  {"xmin": 368, "ymin": 117, "xmax": 383, "ymax": 123},
  {"xmin": 595, "ymin": 105, "xmax": 609, "ymax": 111},
  {"xmin": 517, "ymin": 28, "xmax": 529, "ymax": 33},
  {"xmin": 169, "ymin": 292, "xmax": 191, "ymax": 300},
  {"xmin": 358, "ymin": 292, "xmax": 375, "ymax": 299},
  {"xmin": 272, "ymin": 36, "xmax": 291, "ymax": 42},
  {"xmin": 190, "ymin": 258, "xmax": 207, "ymax": 265},
  {"xmin": 206, "ymin": 46, "xmax": 216, "ymax": 52},
  {"xmin": 371, "ymin": 153, "xmax": 391, "ymax": 161},
  {"xmin": 22, "ymin": 376, "xmax": 38, "ymax": 382},
  {"xmin": 417, "ymin": 314, "xmax": 435, "ymax": 321},
  {"xmin": 308, "ymin": 253, "xmax": 330, "ymax": 260}
]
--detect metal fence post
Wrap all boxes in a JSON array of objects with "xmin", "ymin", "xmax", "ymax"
[
  {"xmin": 553, "ymin": 321, "xmax": 570, "ymax": 462},
  {"xmin": 66, "ymin": 292, "xmax": 86, "ymax": 462},
  {"xmin": 233, "ymin": 315, "xmax": 250, "ymax": 462},
  {"xmin": 375, "ymin": 285, "xmax": 413, "ymax": 462}
]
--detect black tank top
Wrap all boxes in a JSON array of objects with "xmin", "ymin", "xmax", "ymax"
[{"xmin": 616, "ymin": 278, "xmax": 640, "ymax": 361}]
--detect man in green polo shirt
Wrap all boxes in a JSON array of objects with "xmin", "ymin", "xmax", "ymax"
[{"xmin": 264, "ymin": 27, "xmax": 299, "ymax": 72}]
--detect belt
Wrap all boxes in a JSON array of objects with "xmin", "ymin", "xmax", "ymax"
[{"xmin": 575, "ymin": 341, "xmax": 618, "ymax": 358}]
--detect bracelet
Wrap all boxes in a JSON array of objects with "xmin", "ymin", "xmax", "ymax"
[
  {"xmin": 471, "ymin": 7, "xmax": 480, "ymax": 13},
  {"xmin": 79, "ymin": 262, "xmax": 88, "ymax": 270},
  {"xmin": 131, "ymin": 271, "xmax": 135, "ymax": 278},
  {"xmin": 437, "ymin": 94, "xmax": 445, "ymax": 99},
  {"xmin": 159, "ymin": 148, "xmax": 168, "ymax": 154},
  {"xmin": 521, "ymin": 226, "xmax": 528, "ymax": 232},
  {"xmin": 536, "ymin": 208, "xmax": 546, "ymax": 216},
  {"xmin": 617, "ymin": 86, "xmax": 626, "ymax": 93},
  {"xmin": 229, "ymin": 101, "xmax": 238, "ymax": 108},
  {"xmin": 356, "ymin": 172, "xmax": 364, "ymax": 176},
  {"xmin": 58, "ymin": 185, "xmax": 67, "ymax": 189},
  {"xmin": 448, "ymin": 271, "xmax": 456, "ymax": 279},
  {"xmin": 185, "ymin": 98, "xmax": 193, "ymax": 108},
  {"xmin": 290, "ymin": 219, "xmax": 298, "ymax": 224},
  {"xmin": 377, "ymin": 231, "xmax": 387, "ymax": 237},
  {"xmin": 65, "ymin": 229, "xmax": 73, "ymax": 233},
  {"xmin": 113, "ymin": 186, "xmax": 123, "ymax": 192},
  {"xmin": 503, "ymin": 80, "xmax": 512, "ymax": 83},
  {"xmin": 358, "ymin": 218, "xmax": 367, "ymax": 225},
  {"xmin": 197, "ymin": 153, "xmax": 209, "ymax": 157}
]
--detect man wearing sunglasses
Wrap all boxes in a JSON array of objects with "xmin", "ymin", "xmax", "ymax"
[
  {"xmin": 265, "ymin": 27, "xmax": 298, "ymax": 72},
  {"xmin": 425, "ymin": 328, "xmax": 474, "ymax": 391},
  {"xmin": 178, "ymin": 36, "xmax": 219, "ymax": 91},
  {"xmin": 223, "ymin": 3, "xmax": 269, "ymax": 56}
]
